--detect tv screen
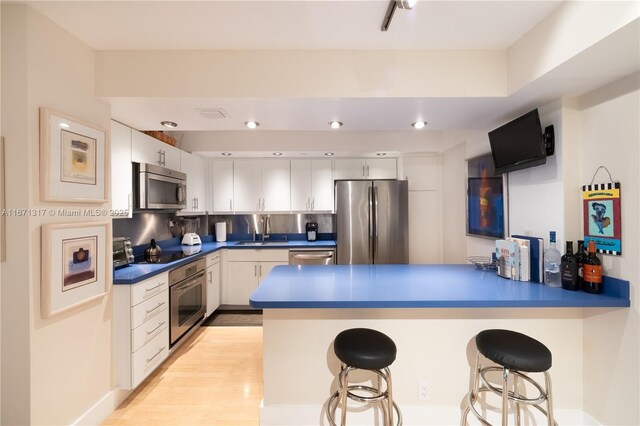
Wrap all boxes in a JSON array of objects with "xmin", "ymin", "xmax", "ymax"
[{"xmin": 489, "ymin": 109, "xmax": 547, "ymax": 175}]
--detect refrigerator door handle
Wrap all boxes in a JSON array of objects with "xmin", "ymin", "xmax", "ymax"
[
  {"xmin": 372, "ymin": 185, "xmax": 379, "ymax": 262},
  {"xmin": 368, "ymin": 186, "xmax": 374, "ymax": 263}
]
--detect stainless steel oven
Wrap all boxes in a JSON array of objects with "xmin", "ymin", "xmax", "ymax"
[
  {"xmin": 134, "ymin": 162, "xmax": 187, "ymax": 210},
  {"xmin": 169, "ymin": 257, "xmax": 206, "ymax": 345}
]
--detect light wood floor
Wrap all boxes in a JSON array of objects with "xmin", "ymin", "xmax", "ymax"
[{"xmin": 103, "ymin": 326, "xmax": 263, "ymax": 426}]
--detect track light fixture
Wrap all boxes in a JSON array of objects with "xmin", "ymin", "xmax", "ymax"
[{"xmin": 381, "ymin": 0, "xmax": 416, "ymax": 32}]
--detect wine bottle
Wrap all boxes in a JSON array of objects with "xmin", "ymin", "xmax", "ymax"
[
  {"xmin": 583, "ymin": 241, "xmax": 603, "ymax": 294},
  {"xmin": 575, "ymin": 240, "xmax": 587, "ymax": 291},
  {"xmin": 561, "ymin": 241, "xmax": 579, "ymax": 291},
  {"xmin": 543, "ymin": 231, "xmax": 561, "ymax": 287}
]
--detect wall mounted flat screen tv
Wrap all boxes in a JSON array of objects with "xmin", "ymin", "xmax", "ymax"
[{"xmin": 489, "ymin": 109, "xmax": 547, "ymax": 175}]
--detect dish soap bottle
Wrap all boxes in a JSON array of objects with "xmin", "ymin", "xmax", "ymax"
[{"xmin": 544, "ymin": 231, "xmax": 561, "ymax": 287}]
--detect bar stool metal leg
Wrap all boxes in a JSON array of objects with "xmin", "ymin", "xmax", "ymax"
[
  {"xmin": 544, "ymin": 371, "xmax": 554, "ymax": 426},
  {"xmin": 501, "ymin": 368, "xmax": 509, "ymax": 426}
]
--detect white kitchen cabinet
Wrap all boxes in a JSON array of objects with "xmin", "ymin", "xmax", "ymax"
[
  {"xmin": 233, "ymin": 160, "xmax": 263, "ymax": 212},
  {"xmin": 209, "ymin": 160, "xmax": 234, "ymax": 213},
  {"xmin": 114, "ymin": 273, "xmax": 169, "ymax": 389},
  {"xmin": 223, "ymin": 249, "xmax": 288, "ymax": 306},
  {"xmin": 291, "ymin": 159, "xmax": 333, "ymax": 212},
  {"xmin": 180, "ymin": 150, "xmax": 206, "ymax": 214},
  {"xmin": 205, "ymin": 252, "xmax": 221, "ymax": 317},
  {"xmin": 334, "ymin": 158, "xmax": 397, "ymax": 180},
  {"xmin": 261, "ymin": 160, "xmax": 291, "ymax": 211},
  {"xmin": 110, "ymin": 120, "xmax": 133, "ymax": 217},
  {"xmin": 131, "ymin": 129, "xmax": 181, "ymax": 170},
  {"xmin": 233, "ymin": 159, "xmax": 290, "ymax": 212}
]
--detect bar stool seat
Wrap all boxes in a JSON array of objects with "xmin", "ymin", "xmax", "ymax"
[
  {"xmin": 327, "ymin": 328, "xmax": 402, "ymax": 426},
  {"xmin": 462, "ymin": 329, "xmax": 556, "ymax": 426}
]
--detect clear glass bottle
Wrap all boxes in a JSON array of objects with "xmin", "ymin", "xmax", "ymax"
[{"xmin": 544, "ymin": 231, "xmax": 561, "ymax": 287}]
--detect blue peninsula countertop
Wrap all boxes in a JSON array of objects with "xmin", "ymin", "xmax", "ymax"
[
  {"xmin": 249, "ymin": 264, "xmax": 630, "ymax": 309},
  {"xmin": 114, "ymin": 240, "xmax": 336, "ymax": 284}
]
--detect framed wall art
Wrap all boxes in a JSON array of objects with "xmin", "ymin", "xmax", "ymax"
[
  {"xmin": 582, "ymin": 166, "xmax": 622, "ymax": 255},
  {"xmin": 466, "ymin": 153, "xmax": 508, "ymax": 239},
  {"xmin": 40, "ymin": 108, "xmax": 109, "ymax": 203},
  {"xmin": 41, "ymin": 221, "xmax": 111, "ymax": 318}
]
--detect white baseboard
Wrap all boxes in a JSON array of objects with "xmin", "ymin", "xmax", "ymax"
[
  {"xmin": 260, "ymin": 402, "xmax": 601, "ymax": 426},
  {"xmin": 71, "ymin": 390, "xmax": 116, "ymax": 426}
]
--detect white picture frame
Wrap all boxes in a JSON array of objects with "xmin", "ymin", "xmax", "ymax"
[
  {"xmin": 41, "ymin": 221, "xmax": 111, "ymax": 318},
  {"xmin": 40, "ymin": 108, "xmax": 109, "ymax": 203}
]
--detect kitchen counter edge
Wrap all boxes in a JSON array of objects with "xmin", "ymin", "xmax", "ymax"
[{"xmin": 113, "ymin": 240, "xmax": 337, "ymax": 284}]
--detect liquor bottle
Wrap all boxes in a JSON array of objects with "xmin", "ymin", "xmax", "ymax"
[
  {"xmin": 543, "ymin": 231, "xmax": 561, "ymax": 287},
  {"xmin": 575, "ymin": 240, "xmax": 587, "ymax": 290},
  {"xmin": 583, "ymin": 241, "xmax": 603, "ymax": 294},
  {"xmin": 561, "ymin": 241, "xmax": 579, "ymax": 291}
]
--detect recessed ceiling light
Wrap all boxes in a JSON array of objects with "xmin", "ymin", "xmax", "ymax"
[
  {"xmin": 324, "ymin": 152, "xmax": 335, "ymax": 157},
  {"xmin": 161, "ymin": 121, "xmax": 178, "ymax": 128},
  {"xmin": 412, "ymin": 121, "xmax": 427, "ymax": 129},
  {"xmin": 329, "ymin": 121, "xmax": 343, "ymax": 129},
  {"xmin": 245, "ymin": 121, "xmax": 260, "ymax": 129},
  {"xmin": 376, "ymin": 152, "xmax": 387, "ymax": 156},
  {"xmin": 221, "ymin": 152, "xmax": 232, "ymax": 156},
  {"xmin": 59, "ymin": 122, "xmax": 70, "ymax": 129},
  {"xmin": 273, "ymin": 152, "xmax": 283, "ymax": 156}
]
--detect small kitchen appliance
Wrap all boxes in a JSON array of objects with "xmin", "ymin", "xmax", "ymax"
[
  {"xmin": 144, "ymin": 239, "xmax": 163, "ymax": 263},
  {"xmin": 306, "ymin": 222, "xmax": 318, "ymax": 242},
  {"xmin": 181, "ymin": 217, "xmax": 202, "ymax": 246},
  {"xmin": 113, "ymin": 237, "xmax": 134, "ymax": 269}
]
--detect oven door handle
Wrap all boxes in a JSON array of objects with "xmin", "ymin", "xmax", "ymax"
[{"xmin": 172, "ymin": 271, "xmax": 205, "ymax": 292}]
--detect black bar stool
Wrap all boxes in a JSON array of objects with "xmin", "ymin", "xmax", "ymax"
[
  {"xmin": 326, "ymin": 328, "xmax": 402, "ymax": 426},
  {"xmin": 462, "ymin": 329, "xmax": 556, "ymax": 426}
]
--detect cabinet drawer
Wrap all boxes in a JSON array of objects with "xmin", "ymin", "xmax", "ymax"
[
  {"xmin": 131, "ymin": 327, "xmax": 169, "ymax": 388},
  {"xmin": 227, "ymin": 249, "xmax": 289, "ymax": 262},
  {"xmin": 131, "ymin": 308, "xmax": 169, "ymax": 352},
  {"xmin": 131, "ymin": 273, "xmax": 168, "ymax": 307},
  {"xmin": 206, "ymin": 252, "xmax": 221, "ymax": 267},
  {"xmin": 131, "ymin": 290, "xmax": 168, "ymax": 329}
]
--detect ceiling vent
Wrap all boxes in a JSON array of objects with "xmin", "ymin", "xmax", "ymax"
[{"xmin": 198, "ymin": 108, "xmax": 228, "ymax": 119}]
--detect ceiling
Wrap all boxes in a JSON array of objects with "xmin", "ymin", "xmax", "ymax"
[{"xmin": 26, "ymin": 1, "xmax": 639, "ymax": 136}]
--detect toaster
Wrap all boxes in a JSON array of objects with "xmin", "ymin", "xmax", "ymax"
[{"xmin": 113, "ymin": 237, "xmax": 134, "ymax": 269}]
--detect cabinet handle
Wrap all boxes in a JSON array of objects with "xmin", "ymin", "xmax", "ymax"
[
  {"xmin": 366, "ymin": 165, "xmax": 370, "ymax": 177},
  {"xmin": 229, "ymin": 198, "xmax": 233, "ymax": 211},
  {"xmin": 146, "ymin": 321, "xmax": 166, "ymax": 336},
  {"xmin": 254, "ymin": 264, "xmax": 257, "ymax": 277},
  {"xmin": 145, "ymin": 302, "xmax": 165, "ymax": 314},
  {"xmin": 127, "ymin": 193, "xmax": 132, "ymax": 216},
  {"xmin": 208, "ymin": 270, "xmax": 212, "ymax": 283},
  {"xmin": 262, "ymin": 198, "xmax": 265, "ymax": 211},
  {"xmin": 196, "ymin": 197, "xmax": 199, "ymax": 210},
  {"xmin": 162, "ymin": 150, "xmax": 166, "ymax": 166},
  {"xmin": 144, "ymin": 283, "xmax": 163, "ymax": 294},
  {"xmin": 157, "ymin": 150, "xmax": 163, "ymax": 165},
  {"xmin": 146, "ymin": 347, "xmax": 164, "ymax": 364},
  {"xmin": 311, "ymin": 198, "xmax": 315, "ymax": 211},
  {"xmin": 306, "ymin": 198, "xmax": 310, "ymax": 210},
  {"xmin": 259, "ymin": 264, "xmax": 262, "ymax": 277}
]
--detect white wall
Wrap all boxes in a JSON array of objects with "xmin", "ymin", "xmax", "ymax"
[
  {"xmin": 578, "ymin": 73, "xmax": 639, "ymax": 425},
  {"xmin": 1, "ymin": 5, "xmax": 112, "ymax": 425}
]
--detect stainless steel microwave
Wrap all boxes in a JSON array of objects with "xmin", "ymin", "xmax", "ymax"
[{"xmin": 133, "ymin": 162, "xmax": 187, "ymax": 210}]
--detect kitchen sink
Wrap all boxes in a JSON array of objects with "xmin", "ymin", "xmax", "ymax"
[{"xmin": 234, "ymin": 241, "xmax": 289, "ymax": 246}]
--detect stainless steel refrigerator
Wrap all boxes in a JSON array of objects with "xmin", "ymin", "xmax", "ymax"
[{"xmin": 335, "ymin": 180, "xmax": 409, "ymax": 265}]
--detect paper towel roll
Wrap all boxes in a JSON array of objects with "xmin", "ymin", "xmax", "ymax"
[{"xmin": 215, "ymin": 222, "xmax": 227, "ymax": 242}]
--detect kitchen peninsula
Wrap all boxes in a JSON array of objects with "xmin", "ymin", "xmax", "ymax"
[{"xmin": 250, "ymin": 265, "xmax": 630, "ymax": 425}]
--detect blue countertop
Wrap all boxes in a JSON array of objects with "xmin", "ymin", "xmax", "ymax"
[
  {"xmin": 113, "ymin": 240, "xmax": 336, "ymax": 284},
  {"xmin": 249, "ymin": 264, "xmax": 630, "ymax": 309}
]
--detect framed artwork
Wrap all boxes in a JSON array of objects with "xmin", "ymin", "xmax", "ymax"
[
  {"xmin": 40, "ymin": 108, "xmax": 109, "ymax": 203},
  {"xmin": 466, "ymin": 153, "xmax": 508, "ymax": 239},
  {"xmin": 41, "ymin": 221, "xmax": 111, "ymax": 318},
  {"xmin": 582, "ymin": 182, "xmax": 622, "ymax": 255}
]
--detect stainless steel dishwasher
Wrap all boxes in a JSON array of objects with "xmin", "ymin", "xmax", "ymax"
[{"xmin": 289, "ymin": 250, "xmax": 335, "ymax": 266}]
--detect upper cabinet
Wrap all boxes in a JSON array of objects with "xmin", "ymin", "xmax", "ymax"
[
  {"xmin": 290, "ymin": 159, "xmax": 333, "ymax": 212},
  {"xmin": 333, "ymin": 158, "xmax": 397, "ymax": 180},
  {"xmin": 233, "ymin": 160, "xmax": 290, "ymax": 212},
  {"xmin": 110, "ymin": 120, "xmax": 133, "ymax": 217},
  {"xmin": 208, "ymin": 160, "xmax": 234, "ymax": 213},
  {"xmin": 180, "ymin": 151, "xmax": 206, "ymax": 214},
  {"xmin": 131, "ymin": 130, "xmax": 181, "ymax": 171}
]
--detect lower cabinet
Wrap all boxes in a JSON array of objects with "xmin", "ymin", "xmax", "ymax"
[
  {"xmin": 223, "ymin": 249, "xmax": 288, "ymax": 305},
  {"xmin": 114, "ymin": 273, "xmax": 170, "ymax": 389},
  {"xmin": 206, "ymin": 252, "xmax": 221, "ymax": 316}
]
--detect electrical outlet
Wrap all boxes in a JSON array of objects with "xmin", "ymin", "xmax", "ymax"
[{"xmin": 418, "ymin": 380, "xmax": 431, "ymax": 401}]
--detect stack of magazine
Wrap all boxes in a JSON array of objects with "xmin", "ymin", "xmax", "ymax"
[{"xmin": 495, "ymin": 235, "xmax": 544, "ymax": 283}]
